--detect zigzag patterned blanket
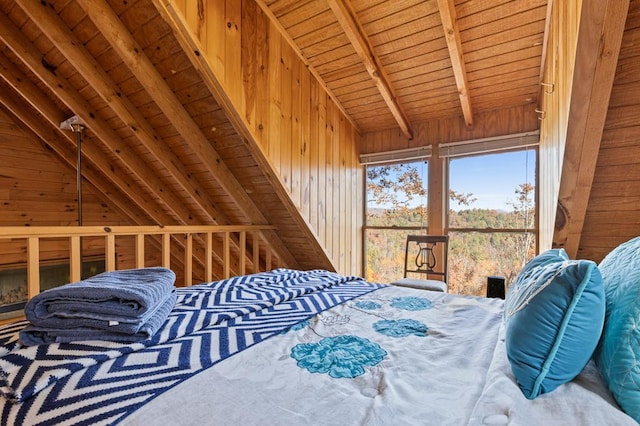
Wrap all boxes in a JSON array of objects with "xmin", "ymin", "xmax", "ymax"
[{"xmin": 0, "ymin": 269, "xmax": 383, "ymax": 425}]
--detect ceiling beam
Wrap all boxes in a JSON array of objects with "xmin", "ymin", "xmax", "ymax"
[
  {"xmin": 554, "ymin": 0, "xmax": 629, "ymax": 257},
  {"xmin": 0, "ymin": 9, "xmax": 196, "ymax": 226},
  {"xmin": 15, "ymin": 0, "xmax": 228, "ymax": 227},
  {"xmin": 437, "ymin": 0, "xmax": 473, "ymax": 127},
  {"xmin": 75, "ymin": 0, "xmax": 298, "ymax": 268},
  {"xmin": 0, "ymin": 73, "xmax": 218, "ymax": 277},
  {"xmin": 325, "ymin": 0, "xmax": 413, "ymax": 140},
  {"xmin": 0, "ymin": 77, "xmax": 147, "ymax": 225}
]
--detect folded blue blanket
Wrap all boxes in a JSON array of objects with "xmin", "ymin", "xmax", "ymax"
[
  {"xmin": 19, "ymin": 290, "xmax": 177, "ymax": 345},
  {"xmin": 19, "ymin": 267, "xmax": 176, "ymax": 345},
  {"xmin": 24, "ymin": 267, "xmax": 176, "ymax": 324}
]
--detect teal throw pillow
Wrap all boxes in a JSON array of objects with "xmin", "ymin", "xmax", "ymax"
[
  {"xmin": 594, "ymin": 237, "xmax": 640, "ymax": 423},
  {"xmin": 504, "ymin": 250, "xmax": 605, "ymax": 399}
]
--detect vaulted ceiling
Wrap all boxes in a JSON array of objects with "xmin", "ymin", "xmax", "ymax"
[
  {"xmin": 259, "ymin": 0, "xmax": 549, "ymax": 137},
  {"xmin": 0, "ymin": 0, "xmax": 552, "ymax": 274}
]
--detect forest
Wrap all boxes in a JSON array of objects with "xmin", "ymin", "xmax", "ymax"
[{"xmin": 365, "ymin": 163, "xmax": 536, "ymax": 296}]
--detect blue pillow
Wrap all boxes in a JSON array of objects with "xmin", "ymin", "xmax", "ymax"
[
  {"xmin": 594, "ymin": 237, "xmax": 640, "ymax": 422},
  {"xmin": 504, "ymin": 250, "xmax": 605, "ymax": 399}
]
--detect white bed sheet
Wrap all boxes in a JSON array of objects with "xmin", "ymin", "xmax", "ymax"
[{"xmin": 124, "ymin": 286, "xmax": 633, "ymax": 425}]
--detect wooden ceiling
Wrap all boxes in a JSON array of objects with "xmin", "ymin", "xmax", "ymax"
[
  {"xmin": 259, "ymin": 0, "xmax": 549, "ymax": 137},
  {"xmin": 0, "ymin": 0, "xmax": 553, "ymax": 275},
  {"xmin": 0, "ymin": 0, "xmax": 308, "ymax": 273}
]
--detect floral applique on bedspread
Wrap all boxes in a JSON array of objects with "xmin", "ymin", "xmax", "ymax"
[
  {"xmin": 0, "ymin": 269, "xmax": 384, "ymax": 426},
  {"xmin": 289, "ymin": 292, "xmax": 438, "ymax": 379}
]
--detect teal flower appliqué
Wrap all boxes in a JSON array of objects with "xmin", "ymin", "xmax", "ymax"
[
  {"xmin": 374, "ymin": 319, "xmax": 428, "ymax": 338},
  {"xmin": 281, "ymin": 318, "xmax": 311, "ymax": 334},
  {"xmin": 391, "ymin": 296, "xmax": 432, "ymax": 311},
  {"xmin": 290, "ymin": 335, "xmax": 387, "ymax": 378},
  {"xmin": 355, "ymin": 300, "xmax": 382, "ymax": 310}
]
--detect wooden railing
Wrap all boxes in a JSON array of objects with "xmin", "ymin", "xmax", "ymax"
[{"xmin": 0, "ymin": 225, "xmax": 277, "ymax": 300}]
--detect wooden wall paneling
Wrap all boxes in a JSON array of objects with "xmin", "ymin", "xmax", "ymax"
[
  {"xmin": 300, "ymin": 61, "xmax": 311, "ymax": 220},
  {"xmin": 553, "ymin": 0, "xmax": 628, "ymax": 258},
  {"xmin": 360, "ymin": 104, "xmax": 539, "ymax": 153},
  {"xmin": 280, "ymin": 41, "xmax": 293, "ymax": 193},
  {"xmin": 308, "ymin": 78, "xmax": 319, "ymax": 231},
  {"xmin": 242, "ymin": 0, "xmax": 258, "ymax": 137},
  {"xmin": 332, "ymin": 104, "xmax": 341, "ymax": 268},
  {"xmin": 354, "ymin": 130, "xmax": 363, "ymax": 274},
  {"xmin": 325, "ymin": 101, "xmax": 335, "ymax": 260},
  {"xmin": 203, "ymin": 0, "xmax": 226, "ymax": 78},
  {"xmin": 267, "ymin": 28, "xmax": 282, "ymax": 173},
  {"xmin": 317, "ymin": 87, "xmax": 328, "ymax": 250},
  {"xmin": 290, "ymin": 52, "xmax": 302, "ymax": 208},
  {"xmin": 168, "ymin": 0, "xmax": 363, "ymax": 273},
  {"xmin": 255, "ymin": 5, "xmax": 270, "ymax": 150},
  {"xmin": 225, "ymin": 0, "xmax": 243, "ymax": 111},
  {"xmin": 578, "ymin": 3, "xmax": 640, "ymax": 261},
  {"xmin": 341, "ymin": 114, "xmax": 349, "ymax": 273}
]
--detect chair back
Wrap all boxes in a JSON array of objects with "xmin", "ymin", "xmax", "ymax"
[{"xmin": 403, "ymin": 235, "xmax": 449, "ymax": 282}]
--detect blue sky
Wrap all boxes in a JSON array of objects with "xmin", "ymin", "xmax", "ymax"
[
  {"xmin": 367, "ymin": 149, "xmax": 536, "ymax": 212},
  {"xmin": 449, "ymin": 150, "xmax": 536, "ymax": 211}
]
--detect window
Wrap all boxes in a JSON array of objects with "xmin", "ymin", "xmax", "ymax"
[
  {"xmin": 447, "ymin": 149, "xmax": 537, "ymax": 296},
  {"xmin": 364, "ymin": 161, "xmax": 428, "ymax": 283}
]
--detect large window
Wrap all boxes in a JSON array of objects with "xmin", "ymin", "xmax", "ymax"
[
  {"xmin": 365, "ymin": 161, "xmax": 428, "ymax": 283},
  {"xmin": 447, "ymin": 149, "xmax": 537, "ymax": 296},
  {"xmin": 362, "ymin": 133, "xmax": 538, "ymax": 291}
]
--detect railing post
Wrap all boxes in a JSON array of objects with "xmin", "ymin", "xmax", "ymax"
[
  {"xmin": 27, "ymin": 237, "xmax": 40, "ymax": 298},
  {"xmin": 223, "ymin": 231, "xmax": 230, "ymax": 279},
  {"xmin": 135, "ymin": 234, "xmax": 145, "ymax": 268},
  {"xmin": 239, "ymin": 231, "xmax": 246, "ymax": 276},
  {"xmin": 106, "ymin": 233, "xmax": 116, "ymax": 271},
  {"xmin": 70, "ymin": 236, "xmax": 82, "ymax": 282},
  {"xmin": 184, "ymin": 233, "xmax": 193, "ymax": 286},
  {"xmin": 253, "ymin": 233, "xmax": 260, "ymax": 273},
  {"xmin": 161, "ymin": 233, "xmax": 170, "ymax": 268},
  {"xmin": 205, "ymin": 232, "xmax": 213, "ymax": 282}
]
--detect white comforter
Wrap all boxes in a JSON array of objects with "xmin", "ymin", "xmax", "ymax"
[{"xmin": 124, "ymin": 286, "xmax": 635, "ymax": 425}]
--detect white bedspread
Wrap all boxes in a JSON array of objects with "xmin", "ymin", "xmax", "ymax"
[{"xmin": 124, "ymin": 285, "xmax": 633, "ymax": 425}]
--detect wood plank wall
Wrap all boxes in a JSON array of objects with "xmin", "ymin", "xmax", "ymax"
[
  {"xmin": 578, "ymin": 1, "xmax": 640, "ymax": 261},
  {"xmin": 360, "ymin": 104, "xmax": 539, "ymax": 153},
  {"xmin": 0, "ymin": 108, "xmax": 140, "ymax": 268},
  {"xmin": 537, "ymin": 0, "xmax": 582, "ymax": 252},
  {"xmin": 172, "ymin": 0, "xmax": 363, "ymax": 275}
]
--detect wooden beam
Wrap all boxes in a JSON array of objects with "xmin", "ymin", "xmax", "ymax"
[
  {"xmin": 437, "ymin": 0, "xmax": 473, "ymax": 127},
  {"xmin": 0, "ymin": 9, "xmax": 195, "ymax": 226},
  {"xmin": 15, "ymin": 0, "xmax": 229, "ymax": 227},
  {"xmin": 0, "ymin": 56, "xmax": 207, "ymax": 277},
  {"xmin": 554, "ymin": 0, "xmax": 629, "ymax": 257},
  {"xmin": 0, "ymin": 64, "xmax": 154, "ymax": 223},
  {"xmin": 325, "ymin": 0, "xmax": 413, "ymax": 140},
  {"xmin": 76, "ymin": 0, "xmax": 298, "ymax": 268}
]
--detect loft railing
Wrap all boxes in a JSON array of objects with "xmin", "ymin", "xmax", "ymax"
[{"xmin": 0, "ymin": 225, "xmax": 277, "ymax": 301}]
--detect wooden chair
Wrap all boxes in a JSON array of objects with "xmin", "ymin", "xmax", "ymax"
[{"xmin": 390, "ymin": 235, "xmax": 449, "ymax": 292}]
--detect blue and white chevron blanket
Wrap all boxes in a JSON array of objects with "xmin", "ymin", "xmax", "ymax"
[
  {"xmin": 0, "ymin": 269, "xmax": 383, "ymax": 425},
  {"xmin": 19, "ymin": 267, "xmax": 177, "ymax": 345}
]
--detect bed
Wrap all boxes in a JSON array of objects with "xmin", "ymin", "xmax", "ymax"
[{"xmin": 0, "ymin": 256, "xmax": 637, "ymax": 424}]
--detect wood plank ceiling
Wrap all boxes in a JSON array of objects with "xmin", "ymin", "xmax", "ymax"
[
  {"xmin": 0, "ymin": 0, "xmax": 303, "ymax": 276},
  {"xmin": 0, "ymin": 0, "xmax": 552, "ymax": 275},
  {"xmin": 259, "ymin": 0, "xmax": 549, "ymax": 136}
]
